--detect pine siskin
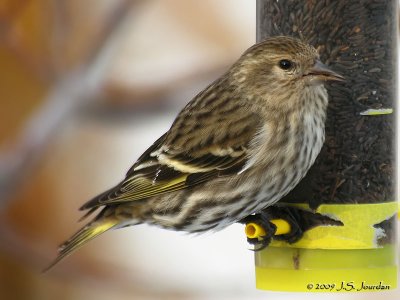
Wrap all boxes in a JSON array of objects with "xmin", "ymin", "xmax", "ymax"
[{"xmin": 46, "ymin": 36, "xmax": 343, "ymax": 269}]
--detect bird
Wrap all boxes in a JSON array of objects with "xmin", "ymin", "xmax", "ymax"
[{"xmin": 46, "ymin": 36, "xmax": 343, "ymax": 270}]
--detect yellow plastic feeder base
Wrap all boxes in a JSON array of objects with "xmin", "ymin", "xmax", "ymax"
[
  {"xmin": 250, "ymin": 202, "xmax": 398, "ymax": 292},
  {"xmin": 255, "ymin": 246, "xmax": 397, "ymax": 292}
]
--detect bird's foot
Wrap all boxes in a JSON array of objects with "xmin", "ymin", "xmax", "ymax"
[
  {"xmin": 260, "ymin": 206, "xmax": 344, "ymax": 244},
  {"xmin": 241, "ymin": 206, "xmax": 344, "ymax": 249},
  {"xmin": 266, "ymin": 206, "xmax": 305, "ymax": 244},
  {"xmin": 240, "ymin": 213, "xmax": 277, "ymax": 251}
]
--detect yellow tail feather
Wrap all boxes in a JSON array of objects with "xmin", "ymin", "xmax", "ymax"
[{"xmin": 44, "ymin": 218, "xmax": 118, "ymax": 272}]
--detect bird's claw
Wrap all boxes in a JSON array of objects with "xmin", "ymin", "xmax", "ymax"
[
  {"xmin": 241, "ymin": 206, "xmax": 344, "ymax": 250},
  {"xmin": 267, "ymin": 206, "xmax": 304, "ymax": 244},
  {"xmin": 240, "ymin": 213, "xmax": 277, "ymax": 251},
  {"xmin": 268, "ymin": 206, "xmax": 343, "ymax": 243}
]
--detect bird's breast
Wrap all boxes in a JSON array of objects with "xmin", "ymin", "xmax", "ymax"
[{"xmin": 238, "ymin": 93, "xmax": 327, "ymax": 206}]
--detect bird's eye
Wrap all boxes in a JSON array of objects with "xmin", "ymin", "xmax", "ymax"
[{"xmin": 278, "ymin": 59, "xmax": 293, "ymax": 70}]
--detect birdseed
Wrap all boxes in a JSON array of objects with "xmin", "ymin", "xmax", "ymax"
[{"xmin": 257, "ymin": 0, "xmax": 396, "ymax": 212}]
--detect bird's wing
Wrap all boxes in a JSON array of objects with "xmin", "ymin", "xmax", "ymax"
[{"xmin": 80, "ymin": 97, "xmax": 262, "ymax": 211}]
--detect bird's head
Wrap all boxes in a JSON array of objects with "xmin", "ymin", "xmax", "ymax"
[{"xmin": 232, "ymin": 36, "xmax": 343, "ymax": 90}]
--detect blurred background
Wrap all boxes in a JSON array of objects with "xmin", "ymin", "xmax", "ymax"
[{"xmin": 0, "ymin": 1, "xmax": 398, "ymax": 299}]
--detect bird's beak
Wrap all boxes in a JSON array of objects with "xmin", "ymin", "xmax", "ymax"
[{"xmin": 305, "ymin": 60, "xmax": 344, "ymax": 82}]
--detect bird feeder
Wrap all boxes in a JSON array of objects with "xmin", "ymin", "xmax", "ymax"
[{"xmin": 248, "ymin": 0, "xmax": 398, "ymax": 292}]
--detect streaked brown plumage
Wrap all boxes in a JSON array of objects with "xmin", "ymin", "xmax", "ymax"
[{"xmin": 46, "ymin": 36, "xmax": 343, "ymax": 270}]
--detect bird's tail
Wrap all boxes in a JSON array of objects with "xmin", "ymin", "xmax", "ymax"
[{"xmin": 44, "ymin": 215, "xmax": 119, "ymax": 272}]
